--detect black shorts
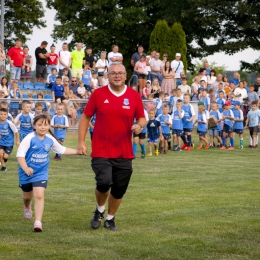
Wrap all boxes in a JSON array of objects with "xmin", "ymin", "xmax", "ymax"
[
  {"xmin": 36, "ymin": 64, "xmax": 47, "ymax": 78},
  {"xmin": 91, "ymin": 158, "xmax": 133, "ymax": 199},
  {"xmin": 133, "ymin": 132, "xmax": 146, "ymax": 139},
  {"xmin": 138, "ymin": 74, "xmax": 146, "ymax": 79},
  {"xmin": 98, "ymin": 72, "xmax": 104, "ymax": 77},
  {"xmin": 162, "ymin": 133, "xmax": 171, "ymax": 140},
  {"xmin": 55, "ymin": 96, "xmax": 66, "ymax": 102},
  {"xmin": 233, "ymin": 129, "xmax": 243, "ymax": 134},
  {"xmin": 172, "ymin": 129, "xmax": 184, "ymax": 137},
  {"xmin": 223, "ymin": 124, "xmax": 233, "ymax": 133},
  {"xmin": 183, "ymin": 128, "xmax": 193, "ymax": 133},
  {"xmin": 20, "ymin": 180, "xmax": 48, "ymax": 192},
  {"xmin": 249, "ymin": 126, "xmax": 258, "ymax": 136},
  {"xmin": 84, "ymin": 85, "xmax": 93, "ymax": 92},
  {"xmin": 0, "ymin": 145, "xmax": 13, "ymax": 155},
  {"xmin": 197, "ymin": 131, "xmax": 207, "ymax": 137}
]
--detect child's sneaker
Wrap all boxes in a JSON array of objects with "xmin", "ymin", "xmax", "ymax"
[
  {"xmin": 187, "ymin": 147, "xmax": 191, "ymax": 152},
  {"xmin": 191, "ymin": 141, "xmax": 195, "ymax": 148},
  {"xmin": 175, "ymin": 147, "xmax": 182, "ymax": 152},
  {"xmin": 141, "ymin": 153, "xmax": 145, "ymax": 159},
  {"xmin": 228, "ymin": 146, "xmax": 234, "ymax": 150},
  {"xmin": 155, "ymin": 150, "xmax": 159, "ymax": 156},
  {"xmin": 216, "ymin": 143, "xmax": 221, "ymax": 148},
  {"xmin": 0, "ymin": 166, "xmax": 7, "ymax": 171},
  {"xmin": 204, "ymin": 144, "xmax": 210, "ymax": 149},
  {"xmin": 163, "ymin": 150, "xmax": 167, "ymax": 154},
  {"xmin": 239, "ymin": 146, "xmax": 243, "ymax": 149},
  {"xmin": 34, "ymin": 220, "xmax": 42, "ymax": 232},
  {"xmin": 220, "ymin": 146, "xmax": 226, "ymax": 150},
  {"xmin": 24, "ymin": 206, "xmax": 32, "ymax": 219},
  {"xmin": 197, "ymin": 146, "xmax": 203, "ymax": 150},
  {"xmin": 159, "ymin": 147, "xmax": 163, "ymax": 153},
  {"xmin": 172, "ymin": 145, "xmax": 177, "ymax": 151},
  {"xmin": 147, "ymin": 153, "xmax": 152, "ymax": 156},
  {"xmin": 209, "ymin": 145, "xmax": 214, "ymax": 148},
  {"xmin": 181, "ymin": 144, "xmax": 188, "ymax": 150}
]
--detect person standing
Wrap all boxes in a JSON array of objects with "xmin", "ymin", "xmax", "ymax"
[
  {"xmin": 134, "ymin": 54, "xmax": 147, "ymax": 96},
  {"xmin": 150, "ymin": 52, "xmax": 162, "ymax": 85},
  {"xmin": 71, "ymin": 43, "xmax": 85, "ymax": 83},
  {"xmin": 161, "ymin": 61, "xmax": 174, "ymax": 95},
  {"xmin": 35, "ymin": 41, "xmax": 50, "ymax": 83},
  {"xmin": 47, "ymin": 44, "xmax": 58, "ymax": 77},
  {"xmin": 20, "ymin": 46, "xmax": 33, "ymax": 83},
  {"xmin": 95, "ymin": 51, "xmax": 108, "ymax": 85},
  {"xmin": 131, "ymin": 45, "xmax": 145, "ymax": 84},
  {"xmin": 77, "ymin": 64, "xmax": 147, "ymax": 231},
  {"xmin": 58, "ymin": 42, "xmax": 72, "ymax": 79},
  {"xmin": 83, "ymin": 47, "xmax": 95, "ymax": 70},
  {"xmin": 107, "ymin": 45, "xmax": 123, "ymax": 67},
  {"xmin": 7, "ymin": 39, "xmax": 25, "ymax": 83},
  {"xmin": 171, "ymin": 53, "xmax": 184, "ymax": 89},
  {"xmin": 0, "ymin": 42, "xmax": 6, "ymax": 79}
]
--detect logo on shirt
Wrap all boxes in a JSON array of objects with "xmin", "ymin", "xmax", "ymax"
[
  {"xmin": 32, "ymin": 146, "xmax": 37, "ymax": 149},
  {"xmin": 44, "ymin": 144, "xmax": 51, "ymax": 152},
  {"xmin": 150, "ymin": 123, "xmax": 155, "ymax": 127},
  {"xmin": 123, "ymin": 98, "xmax": 129, "ymax": 105},
  {"xmin": 104, "ymin": 99, "xmax": 109, "ymax": 103}
]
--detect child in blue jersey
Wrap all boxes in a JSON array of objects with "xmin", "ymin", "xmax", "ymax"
[
  {"xmin": 194, "ymin": 102, "xmax": 210, "ymax": 149},
  {"xmin": 232, "ymin": 101, "xmax": 244, "ymax": 149},
  {"xmin": 89, "ymin": 113, "xmax": 96, "ymax": 141},
  {"xmin": 209, "ymin": 102, "xmax": 222, "ymax": 148},
  {"xmin": 0, "ymin": 108, "xmax": 20, "ymax": 171},
  {"xmin": 0, "ymin": 101, "xmax": 14, "ymax": 122},
  {"xmin": 220, "ymin": 100, "xmax": 235, "ymax": 150},
  {"xmin": 172, "ymin": 88, "xmax": 183, "ymax": 112},
  {"xmin": 9, "ymin": 81, "xmax": 22, "ymax": 117},
  {"xmin": 244, "ymin": 101, "xmax": 260, "ymax": 148},
  {"xmin": 50, "ymin": 103, "xmax": 69, "ymax": 161},
  {"xmin": 82, "ymin": 62, "xmax": 93, "ymax": 93},
  {"xmin": 33, "ymin": 102, "xmax": 43, "ymax": 117},
  {"xmin": 216, "ymin": 91, "xmax": 226, "ymax": 113},
  {"xmin": 14, "ymin": 100, "xmax": 34, "ymax": 141},
  {"xmin": 133, "ymin": 109, "xmax": 149, "ymax": 158},
  {"xmin": 17, "ymin": 115, "xmax": 78, "ymax": 232},
  {"xmin": 37, "ymin": 93, "xmax": 51, "ymax": 116},
  {"xmin": 157, "ymin": 104, "xmax": 172, "ymax": 154},
  {"xmin": 172, "ymin": 99, "xmax": 184, "ymax": 151},
  {"xmin": 155, "ymin": 91, "xmax": 165, "ymax": 117},
  {"xmin": 200, "ymin": 89, "xmax": 210, "ymax": 112},
  {"xmin": 168, "ymin": 89, "xmax": 176, "ymax": 113},
  {"xmin": 181, "ymin": 93, "xmax": 195, "ymax": 152},
  {"xmin": 228, "ymin": 93, "xmax": 236, "ymax": 112},
  {"xmin": 46, "ymin": 68, "xmax": 58, "ymax": 89},
  {"xmin": 147, "ymin": 109, "xmax": 162, "ymax": 156},
  {"xmin": 215, "ymin": 83, "xmax": 224, "ymax": 99}
]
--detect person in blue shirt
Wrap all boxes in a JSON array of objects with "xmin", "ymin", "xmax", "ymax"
[
  {"xmin": 14, "ymin": 100, "xmax": 34, "ymax": 141},
  {"xmin": 220, "ymin": 101, "xmax": 235, "ymax": 150},
  {"xmin": 209, "ymin": 102, "xmax": 222, "ymax": 148},
  {"xmin": 156, "ymin": 105, "xmax": 172, "ymax": 154},
  {"xmin": 133, "ymin": 109, "xmax": 149, "ymax": 158},
  {"xmin": 172, "ymin": 88, "xmax": 183, "ymax": 112},
  {"xmin": 155, "ymin": 92, "xmax": 165, "ymax": 117},
  {"xmin": 244, "ymin": 100, "xmax": 260, "ymax": 148},
  {"xmin": 168, "ymin": 89, "xmax": 176, "ymax": 113},
  {"xmin": 46, "ymin": 68, "xmax": 58, "ymax": 89},
  {"xmin": 147, "ymin": 109, "xmax": 162, "ymax": 156},
  {"xmin": 50, "ymin": 103, "xmax": 69, "ymax": 161},
  {"xmin": 229, "ymin": 72, "xmax": 240, "ymax": 87},
  {"xmin": 0, "ymin": 108, "xmax": 19, "ymax": 171},
  {"xmin": 200, "ymin": 89, "xmax": 210, "ymax": 112},
  {"xmin": 181, "ymin": 93, "xmax": 195, "ymax": 152},
  {"xmin": 0, "ymin": 101, "xmax": 14, "ymax": 121},
  {"xmin": 232, "ymin": 101, "xmax": 244, "ymax": 149},
  {"xmin": 194, "ymin": 102, "xmax": 210, "ymax": 150},
  {"xmin": 89, "ymin": 113, "xmax": 96, "ymax": 141},
  {"xmin": 82, "ymin": 62, "xmax": 93, "ymax": 93},
  {"xmin": 172, "ymin": 99, "xmax": 184, "ymax": 151},
  {"xmin": 9, "ymin": 81, "xmax": 22, "ymax": 117},
  {"xmin": 216, "ymin": 91, "xmax": 226, "ymax": 113},
  {"xmin": 17, "ymin": 114, "xmax": 79, "ymax": 232},
  {"xmin": 36, "ymin": 93, "xmax": 51, "ymax": 116}
]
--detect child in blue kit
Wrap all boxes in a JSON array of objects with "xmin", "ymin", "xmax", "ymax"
[
  {"xmin": 50, "ymin": 103, "xmax": 69, "ymax": 161},
  {"xmin": 89, "ymin": 113, "xmax": 96, "ymax": 141},
  {"xmin": 172, "ymin": 99, "xmax": 184, "ymax": 151},
  {"xmin": 200, "ymin": 89, "xmax": 210, "ymax": 112},
  {"xmin": 157, "ymin": 104, "xmax": 172, "ymax": 154},
  {"xmin": 17, "ymin": 114, "xmax": 79, "ymax": 232},
  {"xmin": 155, "ymin": 91, "xmax": 165, "ymax": 117},
  {"xmin": 147, "ymin": 109, "xmax": 162, "ymax": 156},
  {"xmin": 232, "ymin": 101, "xmax": 244, "ymax": 149},
  {"xmin": 181, "ymin": 93, "xmax": 195, "ymax": 152},
  {"xmin": 0, "ymin": 101, "xmax": 14, "ymax": 121},
  {"xmin": 209, "ymin": 102, "xmax": 222, "ymax": 148},
  {"xmin": 216, "ymin": 91, "xmax": 226, "ymax": 113},
  {"xmin": 14, "ymin": 100, "xmax": 34, "ymax": 141},
  {"xmin": 0, "ymin": 108, "xmax": 20, "ymax": 171},
  {"xmin": 9, "ymin": 81, "xmax": 22, "ymax": 117},
  {"xmin": 133, "ymin": 109, "xmax": 149, "ymax": 158},
  {"xmin": 82, "ymin": 62, "xmax": 93, "ymax": 93},
  {"xmin": 220, "ymin": 100, "xmax": 235, "ymax": 150}
]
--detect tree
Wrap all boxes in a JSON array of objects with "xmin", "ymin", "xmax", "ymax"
[
  {"xmin": 240, "ymin": 59, "xmax": 260, "ymax": 74},
  {"xmin": 194, "ymin": 59, "xmax": 227, "ymax": 76},
  {"xmin": 3, "ymin": 0, "xmax": 46, "ymax": 49}
]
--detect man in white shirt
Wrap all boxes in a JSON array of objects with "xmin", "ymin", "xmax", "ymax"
[
  {"xmin": 107, "ymin": 45, "xmax": 123, "ymax": 66},
  {"xmin": 58, "ymin": 42, "xmax": 72, "ymax": 79},
  {"xmin": 150, "ymin": 52, "xmax": 162, "ymax": 85},
  {"xmin": 171, "ymin": 53, "xmax": 184, "ymax": 88},
  {"xmin": 234, "ymin": 81, "xmax": 248, "ymax": 103}
]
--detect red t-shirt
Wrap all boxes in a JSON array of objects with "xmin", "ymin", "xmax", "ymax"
[
  {"xmin": 84, "ymin": 85, "xmax": 145, "ymax": 159},
  {"xmin": 47, "ymin": 53, "xmax": 58, "ymax": 65},
  {"xmin": 7, "ymin": 47, "xmax": 25, "ymax": 67}
]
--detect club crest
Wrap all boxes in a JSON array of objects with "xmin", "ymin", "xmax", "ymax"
[
  {"xmin": 123, "ymin": 98, "xmax": 129, "ymax": 105},
  {"xmin": 44, "ymin": 144, "xmax": 51, "ymax": 152}
]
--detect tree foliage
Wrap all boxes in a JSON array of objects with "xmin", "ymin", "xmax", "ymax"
[
  {"xmin": 194, "ymin": 59, "xmax": 227, "ymax": 76},
  {"xmin": 240, "ymin": 59, "xmax": 260, "ymax": 74},
  {"xmin": 3, "ymin": 0, "xmax": 46, "ymax": 49}
]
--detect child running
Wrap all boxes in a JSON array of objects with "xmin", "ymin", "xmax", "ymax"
[
  {"xmin": 34, "ymin": 102, "xmax": 43, "ymax": 117},
  {"xmin": 0, "ymin": 101, "xmax": 13, "ymax": 121},
  {"xmin": 147, "ymin": 109, "xmax": 162, "ymax": 156},
  {"xmin": 209, "ymin": 102, "xmax": 222, "ymax": 148},
  {"xmin": 50, "ymin": 103, "xmax": 69, "ymax": 161},
  {"xmin": 0, "ymin": 108, "xmax": 20, "ymax": 171},
  {"xmin": 232, "ymin": 101, "xmax": 244, "ymax": 149},
  {"xmin": 17, "ymin": 115, "xmax": 79, "ymax": 232}
]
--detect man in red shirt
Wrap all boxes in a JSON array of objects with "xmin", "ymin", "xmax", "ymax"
[
  {"xmin": 77, "ymin": 64, "xmax": 147, "ymax": 231},
  {"xmin": 7, "ymin": 39, "xmax": 25, "ymax": 83}
]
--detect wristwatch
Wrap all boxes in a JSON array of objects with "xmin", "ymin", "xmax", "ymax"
[{"xmin": 137, "ymin": 124, "xmax": 143, "ymax": 130}]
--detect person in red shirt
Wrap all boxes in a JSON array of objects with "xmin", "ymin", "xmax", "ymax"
[
  {"xmin": 47, "ymin": 44, "xmax": 59, "ymax": 76},
  {"xmin": 77, "ymin": 64, "xmax": 147, "ymax": 231},
  {"xmin": 7, "ymin": 39, "xmax": 25, "ymax": 83}
]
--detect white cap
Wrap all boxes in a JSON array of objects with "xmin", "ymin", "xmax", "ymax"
[{"xmin": 176, "ymin": 53, "xmax": 181, "ymax": 57}]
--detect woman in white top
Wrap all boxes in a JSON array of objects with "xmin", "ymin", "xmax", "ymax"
[
  {"xmin": 134, "ymin": 54, "xmax": 147, "ymax": 96},
  {"xmin": 0, "ymin": 42, "xmax": 6, "ymax": 79},
  {"xmin": 207, "ymin": 69, "xmax": 216, "ymax": 88},
  {"xmin": 191, "ymin": 76, "xmax": 200, "ymax": 101},
  {"xmin": 0, "ymin": 77, "xmax": 10, "ymax": 98},
  {"xmin": 95, "ymin": 51, "xmax": 108, "ymax": 85}
]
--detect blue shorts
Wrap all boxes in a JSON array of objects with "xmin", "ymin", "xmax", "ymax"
[
  {"xmin": 162, "ymin": 133, "xmax": 171, "ymax": 140},
  {"xmin": 47, "ymin": 65, "xmax": 57, "ymax": 74},
  {"xmin": 223, "ymin": 124, "xmax": 233, "ymax": 133},
  {"xmin": 147, "ymin": 138, "xmax": 158, "ymax": 143},
  {"xmin": 10, "ymin": 66, "xmax": 22, "ymax": 80},
  {"xmin": 197, "ymin": 131, "xmax": 207, "ymax": 137},
  {"xmin": 84, "ymin": 85, "xmax": 93, "ymax": 92},
  {"xmin": 20, "ymin": 180, "xmax": 48, "ymax": 192},
  {"xmin": 209, "ymin": 129, "xmax": 220, "ymax": 137},
  {"xmin": 172, "ymin": 129, "xmax": 184, "ymax": 137},
  {"xmin": 233, "ymin": 129, "xmax": 243, "ymax": 134},
  {"xmin": 183, "ymin": 128, "xmax": 193, "ymax": 134},
  {"xmin": 0, "ymin": 145, "xmax": 13, "ymax": 155}
]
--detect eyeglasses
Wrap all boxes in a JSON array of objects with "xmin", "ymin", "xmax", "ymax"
[
  {"xmin": 109, "ymin": 72, "xmax": 126, "ymax": 77},
  {"xmin": 64, "ymin": 81, "xmax": 69, "ymax": 82},
  {"xmin": 163, "ymin": 55, "xmax": 168, "ymax": 57},
  {"xmin": 71, "ymin": 80, "xmax": 77, "ymax": 82}
]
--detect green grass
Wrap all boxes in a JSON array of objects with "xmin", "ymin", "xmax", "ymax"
[{"xmin": 0, "ymin": 132, "xmax": 260, "ymax": 260}]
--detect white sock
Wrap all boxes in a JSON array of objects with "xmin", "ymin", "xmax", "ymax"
[
  {"xmin": 97, "ymin": 205, "xmax": 105, "ymax": 213},
  {"xmin": 257, "ymin": 136, "xmax": 259, "ymax": 145},
  {"xmin": 106, "ymin": 214, "xmax": 114, "ymax": 220},
  {"xmin": 250, "ymin": 136, "xmax": 252, "ymax": 145}
]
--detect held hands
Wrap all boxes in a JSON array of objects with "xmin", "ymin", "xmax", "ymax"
[
  {"xmin": 131, "ymin": 124, "xmax": 142, "ymax": 135},
  {"xmin": 25, "ymin": 167, "xmax": 34, "ymax": 176},
  {"xmin": 16, "ymin": 141, "xmax": 20, "ymax": 147},
  {"xmin": 76, "ymin": 142, "xmax": 87, "ymax": 155}
]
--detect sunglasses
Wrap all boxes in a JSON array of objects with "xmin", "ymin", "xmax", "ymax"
[{"xmin": 71, "ymin": 80, "xmax": 77, "ymax": 82}]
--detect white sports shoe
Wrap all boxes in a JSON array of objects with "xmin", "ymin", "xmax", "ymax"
[
  {"xmin": 34, "ymin": 220, "xmax": 42, "ymax": 232},
  {"xmin": 24, "ymin": 206, "xmax": 32, "ymax": 219}
]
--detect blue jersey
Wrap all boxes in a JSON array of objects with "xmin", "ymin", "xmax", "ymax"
[
  {"xmin": 14, "ymin": 112, "xmax": 34, "ymax": 136},
  {"xmin": 50, "ymin": 115, "xmax": 69, "ymax": 139},
  {"xmin": 10, "ymin": 90, "xmax": 21, "ymax": 109},
  {"xmin": 209, "ymin": 110, "xmax": 222, "ymax": 130},
  {"xmin": 230, "ymin": 100, "xmax": 236, "ymax": 112},
  {"xmin": 172, "ymin": 109, "xmax": 184, "ymax": 130},
  {"xmin": 201, "ymin": 96, "xmax": 210, "ymax": 110},
  {"xmin": 89, "ymin": 114, "xmax": 96, "ymax": 133},
  {"xmin": 17, "ymin": 132, "xmax": 66, "ymax": 185},
  {"xmin": 197, "ymin": 112, "xmax": 207, "ymax": 132},
  {"xmin": 216, "ymin": 98, "xmax": 225, "ymax": 113},
  {"xmin": 49, "ymin": 75, "xmax": 57, "ymax": 83},
  {"xmin": 156, "ymin": 114, "xmax": 171, "ymax": 134},
  {"xmin": 223, "ymin": 109, "xmax": 234, "ymax": 127},
  {"xmin": 0, "ymin": 120, "xmax": 18, "ymax": 146},
  {"xmin": 172, "ymin": 96, "xmax": 183, "ymax": 111},
  {"xmin": 51, "ymin": 83, "xmax": 64, "ymax": 97},
  {"xmin": 82, "ymin": 70, "xmax": 92, "ymax": 85},
  {"xmin": 247, "ymin": 109, "xmax": 260, "ymax": 127},
  {"xmin": 147, "ymin": 119, "xmax": 160, "ymax": 139},
  {"xmin": 233, "ymin": 109, "xmax": 244, "ymax": 130},
  {"xmin": 155, "ymin": 98, "xmax": 163, "ymax": 117},
  {"xmin": 182, "ymin": 104, "xmax": 195, "ymax": 129},
  {"xmin": 169, "ymin": 95, "xmax": 174, "ymax": 111}
]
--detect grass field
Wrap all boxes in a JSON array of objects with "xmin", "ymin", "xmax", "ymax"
[{"xmin": 0, "ymin": 132, "xmax": 260, "ymax": 260}]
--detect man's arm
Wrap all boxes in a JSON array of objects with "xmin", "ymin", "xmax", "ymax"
[
  {"xmin": 131, "ymin": 59, "xmax": 135, "ymax": 67},
  {"xmin": 77, "ymin": 113, "xmax": 91, "ymax": 155}
]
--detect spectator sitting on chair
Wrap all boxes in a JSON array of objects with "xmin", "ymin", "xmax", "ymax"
[
  {"xmin": 37, "ymin": 93, "xmax": 51, "ymax": 116},
  {"xmin": 46, "ymin": 68, "xmax": 58, "ymax": 89},
  {"xmin": 61, "ymin": 68, "xmax": 69, "ymax": 82},
  {"xmin": 9, "ymin": 81, "xmax": 22, "ymax": 117},
  {"xmin": 0, "ymin": 77, "xmax": 10, "ymax": 98}
]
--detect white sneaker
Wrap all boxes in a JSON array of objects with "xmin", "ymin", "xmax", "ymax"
[
  {"xmin": 24, "ymin": 206, "xmax": 32, "ymax": 219},
  {"xmin": 34, "ymin": 220, "xmax": 42, "ymax": 232}
]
